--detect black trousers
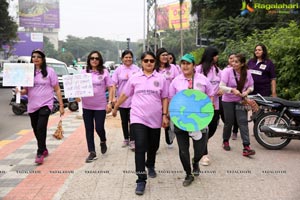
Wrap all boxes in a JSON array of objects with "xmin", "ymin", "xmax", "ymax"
[
  {"xmin": 29, "ymin": 106, "xmax": 51, "ymax": 155},
  {"xmin": 82, "ymin": 108, "xmax": 106, "ymax": 153},
  {"xmin": 174, "ymin": 126, "xmax": 208, "ymax": 176},
  {"xmin": 131, "ymin": 123, "xmax": 161, "ymax": 183},
  {"xmin": 119, "ymin": 107, "xmax": 134, "ymax": 141}
]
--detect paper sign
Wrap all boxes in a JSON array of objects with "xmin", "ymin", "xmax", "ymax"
[
  {"xmin": 3, "ymin": 63, "xmax": 34, "ymax": 86},
  {"xmin": 62, "ymin": 74, "xmax": 94, "ymax": 98}
]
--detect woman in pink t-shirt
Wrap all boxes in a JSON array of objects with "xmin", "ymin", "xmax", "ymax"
[
  {"xmin": 219, "ymin": 53, "xmax": 255, "ymax": 157},
  {"xmin": 195, "ymin": 46, "xmax": 222, "ymax": 166},
  {"xmin": 155, "ymin": 48, "xmax": 180, "ymax": 147},
  {"xmin": 169, "ymin": 53, "xmax": 214, "ymax": 187},
  {"xmin": 18, "ymin": 49, "xmax": 65, "ymax": 165},
  {"xmin": 112, "ymin": 50, "xmax": 140, "ymax": 150},
  {"xmin": 112, "ymin": 51, "xmax": 169, "ymax": 195},
  {"xmin": 81, "ymin": 51, "xmax": 113, "ymax": 163}
]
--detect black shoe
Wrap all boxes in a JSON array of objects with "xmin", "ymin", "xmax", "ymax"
[
  {"xmin": 147, "ymin": 167, "xmax": 157, "ymax": 178},
  {"xmin": 100, "ymin": 142, "xmax": 107, "ymax": 154},
  {"xmin": 135, "ymin": 182, "xmax": 146, "ymax": 195},
  {"xmin": 183, "ymin": 174, "xmax": 194, "ymax": 187},
  {"xmin": 85, "ymin": 152, "xmax": 97, "ymax": 163},
  {"xmin": 192, "ymin": 159, "xmax": 200, "ymax": 177}
]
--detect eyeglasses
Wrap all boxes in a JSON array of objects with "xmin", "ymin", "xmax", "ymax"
[
  {"xmin": 143, "ymin": 59, "xmax": 155, "ymax": 63},
  {"xmin": 188, "ymin": 79, "xmax": 193, "ymax": 89},
  {"xmin": 32, "ymin": 55, "xmax": 42, "ymax": 59},
  {"xmin": 90, "ymin": 57, "xmax": 100, "ymax": 61}
]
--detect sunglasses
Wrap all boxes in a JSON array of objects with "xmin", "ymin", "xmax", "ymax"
[
  {"xmin": 143, "ymin": 59, "xmax": 155, "ymax": 63},
  {"xmin": 32, "ymin": 55, "xmax": 42, "ymax": 59},
  {"xmin": 90, "ymin": 57, "xmax": 100, "ymax": 61}
]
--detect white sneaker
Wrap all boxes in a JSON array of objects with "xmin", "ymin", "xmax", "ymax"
[{"xmin": 200, "ymin": 155, "xmax": 210, "ymax": 166}]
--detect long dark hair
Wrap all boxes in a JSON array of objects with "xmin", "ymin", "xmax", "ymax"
[
  {"xmin": 168, "ymin": 52, "xmax": 177, "ymax": 65},
  {"xmin": 86, "ymin": 50, "xmax": 104, "ymax": 74},
  {"xmin": 253, "ymin": 43, "xmax": 269, "ymax": 61},
  {"xmin": 199, "ymin": 46, "xmax": 219, "ymax": 76},
  {"xmin": 235, "ymin": 54, "xmax": 248, "ymax": 92},
  {"xmin": 155, "ymin": 47, "xmax": 170, "ymax": 72},
  {"xmin": 30, "ymin": 50, "xmax": 47, "ymax": 78}
]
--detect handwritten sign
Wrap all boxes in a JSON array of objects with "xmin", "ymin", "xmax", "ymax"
[
  {"xmin": 62, "ymin": 73, "xmax": 94, "ymax": 98},
  {"xmin": 3, "ymin": 63, "xmax": 34, "ymax": 86}
]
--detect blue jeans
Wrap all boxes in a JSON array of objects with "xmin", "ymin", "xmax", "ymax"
[
  {"xmin": 131, "ymin": 123, "xmax": 161, "ymax": 183},
  {"xmin": 82, "ymin": 108, "xmax": 106, "ymax": 153},
  {"xmin": 29, "ymin": 106, "xmax": 51, "ymax": 155}
]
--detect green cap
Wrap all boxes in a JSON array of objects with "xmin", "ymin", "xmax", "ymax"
[{"xmin": 180, "ymin": 53, "xmax": 195, "ymax": 64}]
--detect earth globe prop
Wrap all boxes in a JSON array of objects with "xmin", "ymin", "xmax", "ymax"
[{"xmin": 169, "ymin": 89, "xmax": 214, "ymax": 132}]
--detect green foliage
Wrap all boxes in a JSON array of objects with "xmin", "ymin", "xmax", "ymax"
[
  {"xmin": 0, "ymin": 0, "xmax": 18, "ymax": 52},
  {"xmin": 222, "ymin": 21, "xmax": 300, "ymax": 100}
]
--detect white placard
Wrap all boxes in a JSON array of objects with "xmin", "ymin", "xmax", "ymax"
[
  {"xmin": 3, "ymin": 63, "xmax": 35, "ymax": 87},
  {"xmin": 62, "ymin": 73, "xmax": 94, "ymax": 98}
]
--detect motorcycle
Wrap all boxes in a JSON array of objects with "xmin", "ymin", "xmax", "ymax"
[
  {"xmin": 248, "ymin": 94, "xmax": 300, "ymax": 150},
  {"xmin": 68, "ymin": 98, "xmax": 79, "ymax": 112},
  {"xmin": 10, "ymin": 89, "xmax": 60, "ymax": 115}
]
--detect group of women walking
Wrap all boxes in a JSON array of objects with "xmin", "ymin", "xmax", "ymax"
[{"xmin": 22, "ymin": 43, "xmax": 276, "ymax": 196}]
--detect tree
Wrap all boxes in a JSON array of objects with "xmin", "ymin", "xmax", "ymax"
[{"xmin": 0, "ymin": 0, "xmax": 18, "ymax": 52}]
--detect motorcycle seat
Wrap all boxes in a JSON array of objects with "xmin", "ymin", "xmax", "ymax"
[{"xmin": 264, "ymin": 97, "xmax": 300, "ymax": 108}]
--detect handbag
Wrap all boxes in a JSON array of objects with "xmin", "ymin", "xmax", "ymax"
[{"xmin": 53, "ymin": 118, "xmax": 64, "ymax": 139}]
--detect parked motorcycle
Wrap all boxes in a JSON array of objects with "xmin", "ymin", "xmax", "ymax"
[
  {"xmin": 68, "ymin": 98, "xmax": 79, "ymax": 112},
  {"xmin": 248, "ymin": 94, "xmax": 300, "ymax": 150},
  {"xmin": 10, "ymin": 89, "xmax": 60, "ymax": 115}
]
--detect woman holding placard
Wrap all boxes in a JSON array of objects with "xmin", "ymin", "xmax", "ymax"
[
  {"xmin": 18, "ymin": 49, "xmax": 65, "ymax": 165},
  {"xmin": 81, "ymin": 50, "xmax": 113, "ymax": 163}
]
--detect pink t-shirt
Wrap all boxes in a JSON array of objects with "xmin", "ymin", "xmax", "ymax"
[
  {"xmin": 158, "ymin": 64, "xmax": 180, "ymax": 88},
  {"xmin": 221, "ymin": 67, "xmax": 254, "ymax": 102},
  {"xmin": 112, "ymin": 64, "xmax": 140, "ymax": 108},
  {"xmin": 169, "ymin": 73, "xmax": 214, "ymax": 99},
  {"xmin": 26, "ymin": 67, "xmax": 58, "ymax": 113},
  {"xmin": 195, "ymin": 65, "xmax": 222, "ymax": 110},
  {"xmin": 123, "ymin": 70, "xmax": 168, "ymax": 129},
  {"xmin": 81, "ymin": 69, "xmax": 113, "ymax": 110}
]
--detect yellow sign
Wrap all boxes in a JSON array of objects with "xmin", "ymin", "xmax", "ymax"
[{"xmin": 157, "ymin": 1, "xmax": 190, "ymax": 31}]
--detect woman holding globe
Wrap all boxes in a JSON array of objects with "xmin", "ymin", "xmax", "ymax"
[{"xmin": 168, "ymin": 53, "xmax": 214, "ymax": 187}]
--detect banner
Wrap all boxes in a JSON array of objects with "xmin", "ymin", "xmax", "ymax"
[
  {"xmin": 18, "ymin": 0, "xmax": 60, "ymax": 28},
  {"xmin": 62, "ymin": 74, "xmax": 94, "ymax": 98},
  {"xmin": 12, "ymin": 32, "xmax": 43, "ymax": 57},
  {"xmin": 157, "ymin": 1, "xmax": 190, "ymax": 31}
]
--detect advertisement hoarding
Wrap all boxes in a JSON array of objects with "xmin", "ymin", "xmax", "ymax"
[
  {"xmin": 12, "ymin": 32, "xmax": 43, "ymax": 57},
  {"xmin": 18, "ymin": 0, "xmax": 60, "ymax": 28}
]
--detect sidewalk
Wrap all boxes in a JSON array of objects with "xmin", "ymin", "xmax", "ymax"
[{"xmin": 0, "ymin": 110, "xmax": 300, "ymax": 200}]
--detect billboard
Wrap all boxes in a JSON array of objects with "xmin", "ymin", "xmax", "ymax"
[
  {"xmin": 157, "ymin": 1, "xmax": 190, "ymax": 31},
  {"xmin": 12, "ymin": 32, "xmax": 43, "ymax": 57},
  {"xmin": 18, "ymin": 0, "xmax": 60, "ymax": 28}
]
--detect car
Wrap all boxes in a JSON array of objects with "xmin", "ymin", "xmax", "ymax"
[
  {"xmin": 67, "ymin": 67, "xmax": 80, "ymax": 75},
  {"xmin": 16, "ymin": 56, "xmax": 69, "ymax": 105}
]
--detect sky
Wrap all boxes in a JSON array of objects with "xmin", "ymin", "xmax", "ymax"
[
  {"xmin": 59, "ymin": 0, "xmax": 145, "ymax": 42},
  {"xmin": 59, "ymin": 0, "xmax": 177, "ymax": 42}
]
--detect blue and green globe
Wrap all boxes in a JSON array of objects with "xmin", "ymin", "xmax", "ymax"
[{"xmin": 169, "ymin": 89, "xmax": 214, "ymax": 132}]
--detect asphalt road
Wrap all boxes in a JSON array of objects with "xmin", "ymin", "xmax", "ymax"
[{"xmin": 0, "ymin": 87, "xmax": 31, "ymax": 141}]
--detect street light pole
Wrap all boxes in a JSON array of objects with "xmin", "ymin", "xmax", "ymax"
[{"xmin": 126, "ymin": 38, "xmax": 130, "ymax": 50}]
